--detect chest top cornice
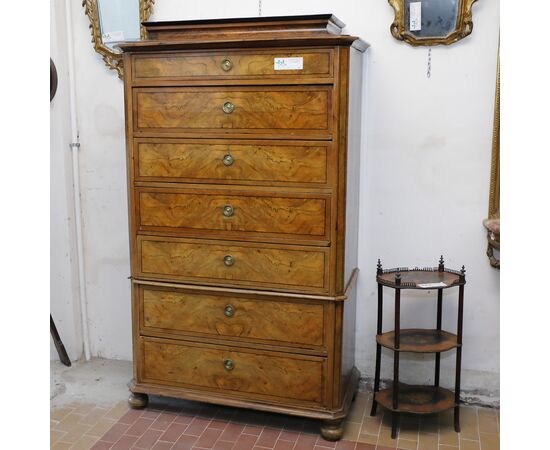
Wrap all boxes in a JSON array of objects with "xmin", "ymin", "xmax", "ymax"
[{"xmin": 117, "ymin": 14, "xmax": 369, "ymax": 53}]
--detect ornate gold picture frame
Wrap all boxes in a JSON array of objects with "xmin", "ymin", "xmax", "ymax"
[
  {"xmin": 388, "ymin": 0, "xmax": 478, "ymax": 46},
  {"xmin": 82, "ymin": 0, "xmax": 155, "ymax": 78}
]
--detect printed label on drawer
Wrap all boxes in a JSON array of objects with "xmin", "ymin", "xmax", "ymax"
[{"xmin": 274, "ymin": 57, "xmax": 304, "ymax": 70}]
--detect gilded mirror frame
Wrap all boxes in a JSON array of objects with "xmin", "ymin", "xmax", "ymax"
[
  {"xmin": 83, "ymin": 0, "xmax": 155, "ymax": 78},
  {"xmin": 388, "ymin": 0, "xmax": 478, "ymax": 46}
]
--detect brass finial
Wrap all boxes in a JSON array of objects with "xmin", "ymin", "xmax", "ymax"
[
  {"xmin": 460, "ymin": 265, "xmax": 466, "ymax": 281},
  {"xmin": 377, "ymin": 259, "xmax": 383, "ymax": 275},
  {"xmin": 438, "ymin": 255, "xmax": 445, "ymax": 272}
]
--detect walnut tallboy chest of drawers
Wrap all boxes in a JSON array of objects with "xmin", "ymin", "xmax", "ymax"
[{"xmin": 119, "ymin": 14, "xmax": 367, "ymax": 440}]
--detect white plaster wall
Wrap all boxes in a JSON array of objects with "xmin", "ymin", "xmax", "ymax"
[
  {"xmin": 53, "ymin": 0, "xmax": 499, "ymax": 401},
  {"xmin": 50, "ymin": 0, "xmax": 83, "ymax": 361}
]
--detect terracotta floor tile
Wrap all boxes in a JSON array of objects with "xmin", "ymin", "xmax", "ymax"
[
  {"xmin": 335, "ymin": 440, "xmax": 357, "ymax": 450},
  {"xmin": 274, "ymin": 440, "xmax": 296, "ymax": 450},
  {"xmin": 172, "ymin": 433, "xmax": 199, "ymax": 449},
  {"xmin": 377, "ymin": 446, "xmax": 398, "ymax": 450},
  {"xmin": 103, "ymin": 402, "xmax": 129, "ymax": 421},
  {"xmin": 256, "ymin": 427, "xmax": 281, "ymax": 447},
  {"xmin": 52, "ymin": 407, "xmax": 74, "ymax": 421},
  {"xmin": 150, "ymin": 412, "xmax": 178, "ymax": 431},
  {"xmin": 438, "ymin": 446, "xmax": 458, "ymax": 450},
  {"xmin": 361, "ymin": 418, "xmax": 381, "ymax": 436},
  {"xmin": 342, "ymin": 422, "xmax": 361, "ymax": 441},
  {"xmin": 233, "ymin": 433, "xmax": 259, "ymax": 449},
  {"xmin": 117, "ymin": 408, "xmax": 143, "ymax": 425},
  {"xmin": 54, "ymin": 412, "xmax": 87, "ymax": 432},
  {"xmin": 397, "ymin": 438, "xmax": 417, "ymax": 449},
  {"xmin": 317, "ymin": 437, "xmax": 337, "ymax": 448},
  {"xmin": 51, "ymin": 429, "xmax": 66, "ymax": 446},
  {"xmin": 195, "ymin": 428, "xmax": 223, "ymax": 448},
  {"xmin": 151, "ymin": 441, "xmax": 173, "ymax": 450},
  {"xmin": 418, "ymin": 416, "xmax": 438, "ymax": 435},
  {"xmin": 159, "ymin": 422, "xmax": 189, "ymax": 442},
  {"xmin": 355, "ymin": 444, "xmax": 376, "ymax": 450},
  {"xmin": 376, "ymin": 426, "xmax": 397, "ymax": 448},
  {"xmin": 219, "ymin": 423, "xmax": 245, "ymax": 442},
  {"xmin": 126, "ymin": 417, "xmax": 154, "ymax": 436},
  {"xmin": 279, "ymin": 429, "xmax": 300, "ymax": 442},
  {"xmin": 212, "ymin": 441, "xmax": 235, "ymax": 450},
  {"xmin": 460, "ymin": 439, "xmax": 481, "ymax": 450},
  {"xmin": 357, "ymin": 433, "xmax": 378, "ymax": 445},
  {"xmin": 479, "ymin": 432, "xmax": 499, "ymax": 450},
  {"xmin": 208, "ymin": 419, "xmax": 229, "ymax": 431},
  {"xmin": 437, "ymin": 427, "xmax": 458, "ymax": 447},
  {"xmin": 134, "ymin": 428, "xmax": 163, "ymax": 449},
  {"xmin": 74, "ymin": 404, "xmax": 96, "ymax": 415},
  {"xmin": 185, "ymin": 417, "xmax": 212, "ymax": 436},
  {"xmin": 243, "ymin": 424, "xmax": 264, "ymax": 436},
  {"xmin": 86, "ymin": 418, "xmax": 117, "ymax": 438},
  {"xmin": 80, "ymin": 407, "xmax": 110, "ymax": 426},
  {"xmin": 101, "ymin": 423, "xmax": 131, "ymax": 443},
  {"xmin": 112, "ymin": 435, "xmax": 139, "ymax": 449},
  {"xmin": 90, "ymin": 441, "xmax": 113, "ymax": 450},
  {"xmin": 59, "ymin": 423, "xmax": 95, "ymax": 443},
  {"xmin": 140, "ymin": 409, "xmax": 162, "ymax": 420},
  {"xmin": 70, "ymin": 434, "xmax": 100, "ymax": 450},
  {"xmin": 294, "ymin": 433, "xmax": 318, "ymax": 450},
  {"xmin": 477, "ymin": 410, "xmax": 499, "ymax": 434},
  {"xmin": 51, "ymin": 443, "xmax": 73, "ymax": 450},
  {"xmin": 417, "ymin": 433, "xmax": 438, "ymax": 450}
]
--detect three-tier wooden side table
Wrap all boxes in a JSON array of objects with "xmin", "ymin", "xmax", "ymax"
[{"xmin": 370, "ymin": 257, "xmax": 466, "ymax": 439}]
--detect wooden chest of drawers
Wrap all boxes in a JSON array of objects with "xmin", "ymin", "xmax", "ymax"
[{"xmin": 120, "ymin": 14, "xmax": 367, "ymax": 440}]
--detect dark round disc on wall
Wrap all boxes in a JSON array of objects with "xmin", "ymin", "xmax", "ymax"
[{"xmin": 50, "ymin": 58, "xmax": 58, "ymax": 102}]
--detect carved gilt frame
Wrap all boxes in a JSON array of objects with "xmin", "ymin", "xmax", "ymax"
[
  {"xmin": 488, "ymin": 54, "xmax": 500, "ymax": 221},
  {"xmin": 388, "ymin": 0, "xmax": 478, "ymax": 46},
  {"xmin": 82, "ymin": 0, "xmax": 155, "ymax": 78}
]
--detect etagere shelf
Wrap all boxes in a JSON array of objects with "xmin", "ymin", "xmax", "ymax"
[{"xmin": 370, "ymin": 257, "xmax": 466, "ymax": 439}]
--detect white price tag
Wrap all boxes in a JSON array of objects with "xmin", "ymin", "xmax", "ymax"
[
  {"xmin": 274, "ymin": 57, "xmax": 303, "ymax": 71},
  {"xmin": 102, "ymin": 30, "xmax": 125, "ymax": 43},
  {"xmin": 417, "ymin": 282, "xmax": 447, "ymax": 289},
  {"xmin": 410, "ymin": 2, "xmax": 422, "ymax": 31}
]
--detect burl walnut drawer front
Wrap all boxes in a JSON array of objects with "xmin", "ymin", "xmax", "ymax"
[
  {"xmin": 140, "ymin": 286, "xmax": 325, "ymax": 347},
  {"xmin": 136, "ymin": 188, "xmax": 330, "ymax": 241},
  {"xmin": 137, "ymin": 236, "xmax": 329, "ymax": 292},
  {"xmin": 140, "ymin": 337, "xmax": 325, "ymax": 404},
  {"xmin": 133, "ymin": 86, "xmax": 332, "ymax": 136},
  {"xmin": 134, "ymin": 139, "xmax": 330, "ymax": 186},
  {"xmin": 132, "ymin": 49, "xmax": 333, "ymax": 80}
]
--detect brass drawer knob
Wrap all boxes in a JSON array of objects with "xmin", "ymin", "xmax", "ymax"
[
  {"xmin": 224, "ymin": 255, "xmax": 235, "ymax": 266},
  {"xmin": 222, "ymin": 101, "xmax": 235, "ymax": 114},
  {"xmin": 224, "ymin": 304, "xmax": 235, "ymax": 317},
  {"xmin": 223, "ymin": 205, "xmax": 234, "ymax": 217},
  {"xmin": 221, "ymin": 58, "xmax": 233, "ymax": 71},
  {"xmin": 222, "ymin": 154, "xmax": 234, "ymax": 166},
  {"xmin": 223, "ymin": 359, "xmax": 234, "ymax": 371}
]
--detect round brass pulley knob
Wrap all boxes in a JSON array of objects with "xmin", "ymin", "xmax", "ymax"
[
  {"xmin": 221, "ymin": 59, "xmax": 233, "ymax": 71},
  {"xmin": 222, "ymin": 101, "xmax": 235, "ymax": 114},
  {"xmin": 223, "ymin": 255, "xmax": 235, "ymax": 266},
  {"xmin": 223, "ymin": 154, "xmax": 234, "ymax": 166},
  {"xmin": 223, "ymin": 359, "xmax": 234, "ymax": 371},
  {"xmin": 224, "ymin": 304, "xmax": 235, "ymax": 317},
  {"xmin": 223, "ymin": 205, "xmax": 234, "ymax": 217}
]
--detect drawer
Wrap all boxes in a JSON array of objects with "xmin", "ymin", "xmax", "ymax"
[
  {"xmin": 132, "ymin": 49, "xmax": 333, "ymax": 80},
  {"xmin": 139, "ymin": 337, "xmax": 325, "ymax": 404},
  {"xmin": 134, "ymin": 139, "xmax": 330, "ymax": 186},
  {"xmin": 133, "ymin": 86, "xmax": 332, "ymax": 137},
  {"xmin": 139, "ymin": 285, "xmax": 325, "ymax": 347},
  {"xmin": 137, "ymin": 236, "xmax": 329, "ymax": 292},
  {"xmin": 136, "ymin": 187, "xmax": 330, "ymax": 241}
]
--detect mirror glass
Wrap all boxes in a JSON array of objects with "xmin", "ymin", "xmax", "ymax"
[
  {"xmin": 405, "ymin": 0, "xmax": 460, "ymax": 38},
  {"xmin": 97, "ymin": 0, "xmax": 141, "ymax": 52}
]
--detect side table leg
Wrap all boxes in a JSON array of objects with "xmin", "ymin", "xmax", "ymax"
[
  {"xmin": 391, "ymin": 411, "xmax": 399, "ymax": 439},
  {"xmin": 370, "ymin": 343, "xmax": 381, "ymax": 416}
]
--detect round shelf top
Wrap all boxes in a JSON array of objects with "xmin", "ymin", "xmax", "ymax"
[{"xmin": 377, "ymin": 267, "xmax": 465, "ymax": 289}]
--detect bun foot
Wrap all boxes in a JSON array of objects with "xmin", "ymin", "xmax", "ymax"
[
  {"xmin": 128, "ymin": 392, "xmax": 148, "ymax": 409},
  {"xmin": 320, "ymin": 419, "xmax": 344, "ymax": 441}
]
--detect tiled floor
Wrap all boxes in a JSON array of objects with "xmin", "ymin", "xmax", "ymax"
[{"xmin": 51, "ymin": 391, "xmax": 499, "ymax": 450}]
